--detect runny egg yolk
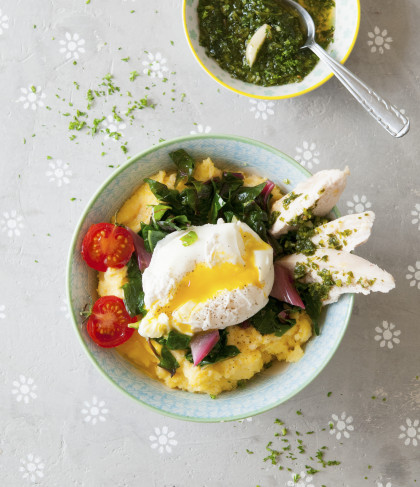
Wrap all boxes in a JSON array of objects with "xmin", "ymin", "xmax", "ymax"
[{"xmin": 154, "ymin": 231, "xmax": 271, "ymax": 329}]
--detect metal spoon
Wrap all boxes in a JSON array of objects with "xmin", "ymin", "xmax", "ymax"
[{"xmin": 282, "ymin": 0, "xmax": 410, "ymax": 138}]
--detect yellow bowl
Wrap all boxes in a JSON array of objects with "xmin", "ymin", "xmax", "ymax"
[{"xmin": 183, "ymin": 0, "xmax": 360, "ymax": 100}]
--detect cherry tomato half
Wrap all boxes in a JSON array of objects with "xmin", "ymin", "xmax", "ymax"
[
  {"xmin": 86, "ymin": 296, "xmax": 137, "ymax": 348},
  {"xmin": 81, "ymin": 223, "xmax": 134, "ymax": 272}
]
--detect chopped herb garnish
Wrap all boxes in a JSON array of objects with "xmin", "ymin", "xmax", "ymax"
[{"xmin": 129, "ymin": 70, "xmax": 140, "ymax": 81}]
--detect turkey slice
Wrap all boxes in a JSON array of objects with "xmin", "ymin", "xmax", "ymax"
[
  {"xmin": 270, "ymin": 167, "xmax": 350, "ymax": 237},
  {"xmin": 310, "ymin": 211, "xmax": 375, "ymax": 252},
  {"xmin": 279, "ymin": 248, "xmax": 395, "ymax": 304}
]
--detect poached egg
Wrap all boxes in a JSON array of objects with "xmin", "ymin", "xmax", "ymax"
[{"xmin": 138, "ymin": 220, "xmax": 274, "ymax": 338}]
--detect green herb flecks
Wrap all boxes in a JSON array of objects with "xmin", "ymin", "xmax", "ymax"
[
  {"xmin": 198, "ymin": 0, "xmax": 334, "ymax": 87},
  {"xmin": 181, "ymin": 230, "xmax": 198, "ymax": 247}
]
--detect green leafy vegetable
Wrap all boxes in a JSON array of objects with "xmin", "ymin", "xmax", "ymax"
[
  {"xmin": 146, "ymin": 229, "xmax": 167, "ymax": 253},
  {"xmin": 122, "ymin": 256, "xmax": 146, "ymax": 317},
  {"xmin": 152, "ymin": 204, "xmax": 171, "ymax": 222},
  {"xmin": 157, "ymin": 345, "xmax": 179, "ymax": 377},
  {"xmin": 165, "ymin": 331, "xmax": 192, "ymax": 350},
  {"xmin": 249, "ymin": 298, "xmax": 296, "ymax": 337},
  {"xmin": 170, "ymin": 149, "xmax": 195, "ymax": 187},
  {"xmin": 144, "ymin": 178, "xmax": 183, "ymax": 210},
  {"xmin": 209, "ymin": 191, "xmax": 226, "ymax": 223},
  {"xmin": 143, "ymin": 159, "xmax": 272, "ymax": 242},
  {"xmin": 233, "ymin": 182, "xmax": 266, "ymax": 206},
  {"xmin": 181, "ymin": 230, "xmax": 198, "ymax": 246}
]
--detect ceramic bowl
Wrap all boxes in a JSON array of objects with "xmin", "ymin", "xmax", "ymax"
[
  {"xmin": 67, "ymin": 134, "xmax": 353, "ymax": 422},
  {"xmin": 183, "ymin": 0, "xmax": 360, "ymax": 99}
]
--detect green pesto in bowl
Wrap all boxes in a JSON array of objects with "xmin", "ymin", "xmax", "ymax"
[{"xmin": 198, "ymin": 0, "xmax": 335, "ymax": 86}]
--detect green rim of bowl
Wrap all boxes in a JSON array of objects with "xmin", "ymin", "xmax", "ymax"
[{"xmin": 66, "ymin": 134, "xmax": 354, "ymax": 423}]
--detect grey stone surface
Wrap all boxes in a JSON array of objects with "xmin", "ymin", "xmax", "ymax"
[{"xmin": 0, "ymin": 0, "xmax": 419, "ymax": 486}]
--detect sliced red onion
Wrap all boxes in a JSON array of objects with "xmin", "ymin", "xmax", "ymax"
[
  {"xmin": 190, "ymin": 330, "xmax": 220, "ymax": 366},
  {"xmin": 126, "ymin": 227, "xmax": 152, "ymax": 271},
  {"xmin": 270, "ymin": 262, "xmax": 305, "ymax": 309},
  {"xmin": 262, "ymin": 180, "xmax": 275, "ymax": 206},
  {"xmin": 239, "ymin": 320, "xmax": 251, "ymax": 329}
]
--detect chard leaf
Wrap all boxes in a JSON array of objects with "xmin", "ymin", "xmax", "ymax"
[
  {"xmin": 243, "ymin": 201, "xmax": 268, "ymax": 241},
  {"xmin": 295, "ymin": 283, "xmax": 323, "ymax": 335},
  {"xmin": 170, "ymin": 149, "xmax": 195, "ymax": 186},
  {"xmin": 220, "ymin": 172, "xmax": 244, "ymax": 199},
  {"xmin": 233, "ymin": 182, "xmax": 266, "ymax": 206},
  {"xmin": 146, "ymin": 229, "xmax": 167, "ymax": 252},
  {"xmin": 144, "ymin": 178, "xmax": 182, "ymax": 210},
  {"xmin": 156, "ymin": 214, "xmax": 190, "ymax": 232},
  {"xmin": 249, "ymin": 298, "xmax": 294, "ymax": 337},
  {"xmin": 209, "ymin": 191, "xmax": 226, "ymax": 223},
  {"xmin": 166, "ymin": 331, "xmax": 191, "ymax": 350},
  {"xmin": 152, "ymin": 204, "xmax": 171, "ymax": 222},
  {"xmin": 158, "ymin": 345, "xmax": 179, "ymax": 377},
  {"xmin": 122, "ymin": 256, "xmax": 146, "ymax": 317},
  {"xmin": 179, "ymin": 187, "xmax": 198, "ymax": 213}
]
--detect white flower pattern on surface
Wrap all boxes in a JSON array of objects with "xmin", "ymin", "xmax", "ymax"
[
  {"xmin": 0, "ymin": 304, "xmax": 6, "ymax": 319},
  {"xmin": 12, "ymin": 375, "xmax": 37, "ymax": 403},
  {"xmin": 377, "ymin": 482, "xmax": 392, "ymax": 487},
  {"xmin": 17, "ymin": 85, "xmax": 46, "ymax": 110},
  {"xmin": 374, "ymin": 321, "xmax": 401, "ymax": 349},
  {"xmin": 190, "ymin": 124, "xmax": 211, "ymax": 135},
  {"xmin": 102, "ymin": 114, "xmax": 126, "ymax": 140},
  {"xmin": 249, "ymin": 99, "xmax": 275, "ymax": 120},
  {"xmin": 19, "ymin": 454, "xmax": 45, "ymax": 483},
  {"xmin": 59, "ymin": 32, "xmax": 85, "ymax": 60},
  {"xmin": 237, "ymin": 417, "xmax": 253, "ymax": 424},
  {"xmin": 142, "ymin": 52, "xmax": 168, "ymax": 78},
  {"xmin": 368, "ymin": 27, "xmax": 393, "ymax": 54},
  {"xmin": 286, "ymin": 471, "xmax": 314, "ymax": 487},
  {"xmin": 411, "ymin": 203, "xmax": 420, "ymax": 230},
  {"xmin": 329, "ymin": 412, "xmax": 354, "ymax": 440},
  {"xmin": 406, "ymin": 261, "xmax": 420, "ymax": 290},
  {"xmin": 0, "ymin": 210, "xmax": 24, "ymax": 237},
  {"xmin": 295, "ymin": 141, "xmax": 320, "ymax": 170},
  {"xmin": 149, "ymin": 426, "xmax": 177, "ymax": 453},
  {"xmin": 81, "ymin": 396, "xmax": 109, "ymax": 425},
  {"xmin": 0, "ymin": 9, "xmax": 9, "ymax": 35},
  {"xmin": 46, "ymin": 160, "xmax": 72, "ymax": 187},
  {"xmin": 346, "ymin": 194, "xmax": 372, "ymax": 214},
  {"xmin": 398, "ymin": 418, "xmax": 420, "ymax": 446}
]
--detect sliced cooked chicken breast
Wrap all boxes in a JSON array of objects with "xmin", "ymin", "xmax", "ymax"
[
  {"xmin": 310, "ymin": 211, "xmax": 375, "ymax": 252},
  {"xmin": 270, "ymin": 167, "xmax": 350, "ymax": 237},
  {"xmin": 279, "ymin": 248, "xmax": 395, "ymax": 304}
]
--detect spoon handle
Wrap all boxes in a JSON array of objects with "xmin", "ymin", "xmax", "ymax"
[{"xmin": 310, "ymin": 43, "xmax": 410, "ymax": 138}]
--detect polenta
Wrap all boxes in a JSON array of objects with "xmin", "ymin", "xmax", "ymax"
[{"xmin": 96, "ymin": 158, "xmax": 313, "ymax": 395}]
